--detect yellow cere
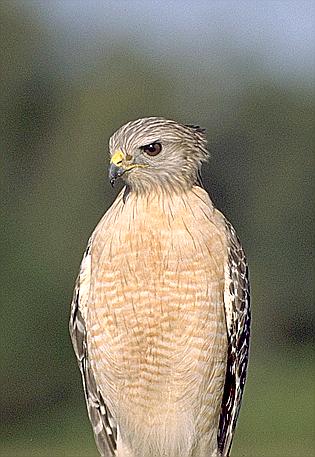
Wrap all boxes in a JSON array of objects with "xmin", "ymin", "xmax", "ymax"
[{"xmin": 110, "ymin": 149, "xmax": 124, "ymax": 165}]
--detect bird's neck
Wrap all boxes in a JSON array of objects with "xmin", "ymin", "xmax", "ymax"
[
  {"xmin": 121, "ymin": 184, "xmax": 214, "ymax": 218},
  {"xmin": 124, "ymin": 176, "xmax": 204, "ymax": 200}
]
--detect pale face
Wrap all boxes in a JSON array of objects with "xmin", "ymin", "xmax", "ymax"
[{"xmin": 108, "ymin": 117, "xmax": 208, "ymax": 193}]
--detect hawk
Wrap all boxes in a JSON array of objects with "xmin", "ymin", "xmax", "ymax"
[{"xmin": 69, "ymin": 117, "xmax": 250, "ymax": 457}]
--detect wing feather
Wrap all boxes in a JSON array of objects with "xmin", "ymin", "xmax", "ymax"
[
  {"xmin": 218, "ymin": 220, "xmax": 251, "ymax": 456},
  {"xmin": 69, "ymin": 238, "xmax": 117, "ymax": 456}
]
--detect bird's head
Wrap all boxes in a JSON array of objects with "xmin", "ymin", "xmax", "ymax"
[{"xmin": 108, "ymin": 117, "xmax": 209, "ymax": 194}]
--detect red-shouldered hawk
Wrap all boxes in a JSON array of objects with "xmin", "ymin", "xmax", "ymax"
[{"xmin": 69, "ymin": 117, "xmax": 250, "ymax": 457}]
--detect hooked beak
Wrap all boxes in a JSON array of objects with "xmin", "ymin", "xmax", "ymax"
[
  {"xmin": 109, "ymin": 149, "xmax": 125, "ymax": 187},
  {"xmin": 109, "ymin": 163, "xmax": 125, "ymax": 187},
  {"xmin": 109, "ymin": 149, "xmax": 148, "ymax": 186}
]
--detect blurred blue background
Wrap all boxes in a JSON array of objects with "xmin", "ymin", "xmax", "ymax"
[{"xmin": 1, "ymin": 1, "xmax": 314, "ymax": 456}]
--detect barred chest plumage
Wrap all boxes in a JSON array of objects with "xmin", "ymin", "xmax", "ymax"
[{"xmin": 85, "ymin": 186, "xmax": 228, "ymax": 456}]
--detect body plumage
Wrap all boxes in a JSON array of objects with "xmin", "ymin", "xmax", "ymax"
[{"xmin": 69, "ymin": 118, "xmax": 250, "ymax": 457}]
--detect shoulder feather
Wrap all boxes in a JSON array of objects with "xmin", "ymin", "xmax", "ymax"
[
  {"xmin": 69, "ymin": 237, "xmax": 117, "ymax": 456},
  {"xmin": 218, "ymin": 220, "xmax": 251, "ymax": 456}
]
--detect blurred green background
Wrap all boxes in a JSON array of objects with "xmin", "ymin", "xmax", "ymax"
[{"xmin": 1, "ymin": 1, "xmax": 314, "ymax": 456}]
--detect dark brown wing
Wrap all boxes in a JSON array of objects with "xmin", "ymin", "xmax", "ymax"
[
  {"xmin": 69, "ymin": 238, "xmax": 117, "ymax": 456},
  {"xmin": 218, "ymin": 220, "xmax": 251, "ymax": 456}
]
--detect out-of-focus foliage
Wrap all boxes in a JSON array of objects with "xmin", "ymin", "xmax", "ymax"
[{"xmin": 0, "ymin": 2, "xmax": 314, "ymax": 456}]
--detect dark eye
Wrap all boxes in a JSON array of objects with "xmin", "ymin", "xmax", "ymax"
[{"xmin": 141, "ymin": 142, "xmax": 162, "ymax": 156}]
